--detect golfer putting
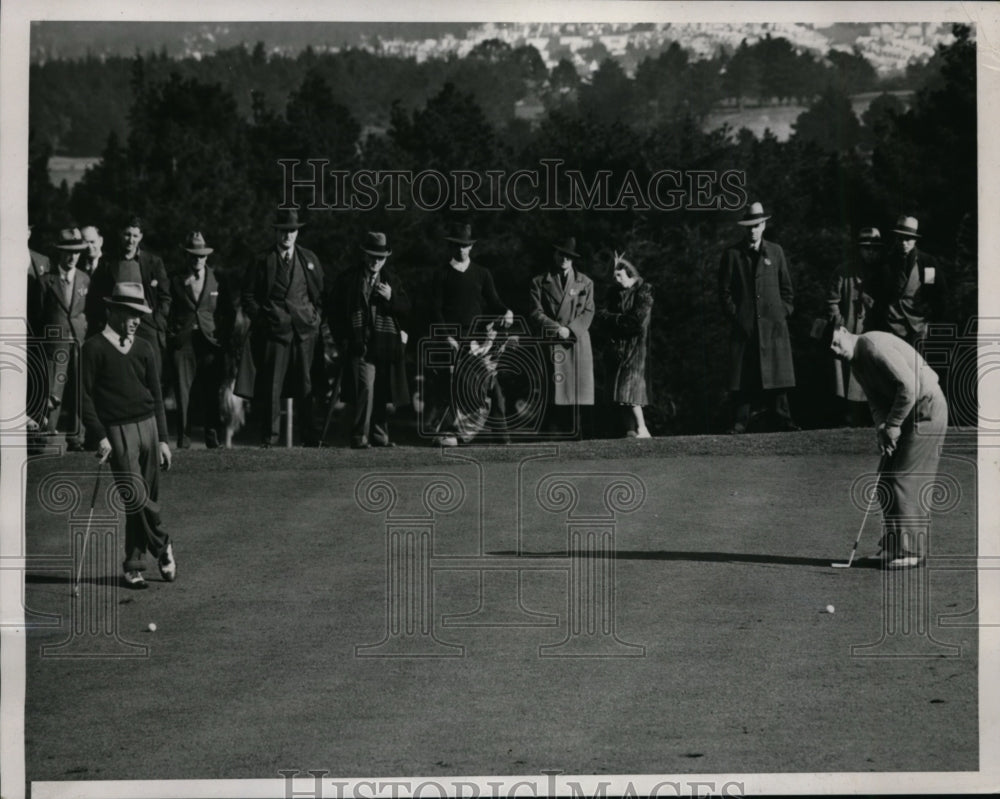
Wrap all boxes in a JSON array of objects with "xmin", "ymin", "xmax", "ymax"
[
  {"xmin": 824, "ymin": 322, "xmax": 948, "ymax": 568},
  {"xmin": 80, "ymin": 267, "xmax": 176, "ymax": 589}
]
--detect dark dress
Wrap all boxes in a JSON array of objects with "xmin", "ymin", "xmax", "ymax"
[{"xmin": 598, "ymin": 279, "xmax": 653, "ymax": 406}]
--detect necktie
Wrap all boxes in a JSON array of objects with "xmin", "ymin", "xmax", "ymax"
[{"xmin": 62, "ymin": 276, "xmax": 73, "ymax": 306}]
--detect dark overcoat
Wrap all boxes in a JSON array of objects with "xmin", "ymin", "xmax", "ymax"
[
  {"xmin": 718, "ymin": 239, "xmax": 795, "ymax": 391},
  {"xmin": 529, "ymin": 268, "xmax": 595, "ymax": 405},
  {"xmin": 330, "ymin": 264, "xmax": 411, "ymax": 407},
  {"xmin": 598, "ymin": 279, "xmax": 653, "ymax": 406}
]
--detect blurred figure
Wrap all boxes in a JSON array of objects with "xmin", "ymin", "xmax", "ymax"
[
  {"xmin": 26, "ymin": 224, "xmax": 51, "ymax": 444},
  {"xmin": 168, "ymin": 232, "xmax": 224, "ymax": 449},
  {"xmin": 427, "ymin": 223, "xmax": 514, "ymax": 446},
  {"xmin": 826, "ymin": 228, "xmax": 880, "ymax": 426},
  {"xmin": 529, "ymin": 237, "xmax": 595, "ymax": 438},
  {"xmin": 80, "ymin": 225, "xmax": 104, "ymax": 277},
  {"xmin": 242, "ymin": 208, "xmax": 323, "ymax": 447},
  {"xmin": 38, "ymin": 228, "xmax": 90, "ymax": 450},
  {"xmin": 596, "ymin": 252, "xmax": 654, "ymax": 438},
  {"xmin": 329, "ymin": 232, "xmax": 409, "ymax": 448},
  {"xmin": 718, "ymin": 201, "xmax": 798, "ymax": 433}
]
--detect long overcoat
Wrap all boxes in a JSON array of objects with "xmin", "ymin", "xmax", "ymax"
[
  {"xmin": 718, "ymin": 239, "xmax": 795, "ymax": 391},
  {"xmin": 598, "ymin": 278, "xmax": 653, "ymax": 406},
  {"xmin": 529, "ymin": 268, "xmax": 595, "ymax": 406}
]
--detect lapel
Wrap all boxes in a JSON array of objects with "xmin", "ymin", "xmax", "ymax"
[
  {"xmin": 543, "ymin": 271, "xmax": 564, "ymax": 309},
  {"xmin": 201, "ymin": 267, "xmax": 217, "ymax": 308},
  {"xmin": 47, "ymin": 271, "xmax": 72, "ymax": 314},
  {"xmin": 556, "ymin": 269, "xmax": 577, "ymax": 319},
  {"xmin": 68, "ymin": 273, "xmax": 86, "ymax": 316}
]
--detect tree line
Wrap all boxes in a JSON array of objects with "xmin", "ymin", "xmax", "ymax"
[{"xmin": 28, "ymin": 25, "xmax": 977, "ymax": 435}]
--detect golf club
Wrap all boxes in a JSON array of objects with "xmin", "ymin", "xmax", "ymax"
[
  {"xmin": 72, "ymin": 458, "xmax": 106, "ymax": 597},
  {"xmin": 831, "ymin": 453, "xmax": 887, "ymax": 569}
]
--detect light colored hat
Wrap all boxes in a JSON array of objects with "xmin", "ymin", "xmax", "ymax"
[
  {"xmin": 892, "ymin": 215, "xmax": 921, "ymax": 238},
  {"xmin": 738, "ymin": 202, "xmax": 771, "ymax": 226},
  {"xmin": 182, "ymin": 231, "xmax": 214, "ymax": 255},
  {"xmin": 361, "ymin": 231, "xmax": 392, "ymax": 257},
  {"xmin": 53, "ymin": 227, "xmax": 87, "ymax": 251},
  {"xmin": 104, "ymin": 281, "xmax": 152, "ymax": 314}
]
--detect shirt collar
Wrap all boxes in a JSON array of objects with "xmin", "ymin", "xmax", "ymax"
[
  {"xmin": 450, "ymin": 258, "xmax": 470, "ymax": 273},
  {"xmin": 60, "ymin": 266, "xmax": 75, "ymax": 282},
  {"xmin": 102, "ymin": 324, "xmax": 134, "ymax": 354}
]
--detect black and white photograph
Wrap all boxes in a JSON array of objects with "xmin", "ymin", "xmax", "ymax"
[{"xmin": 2, "ymin": 2, "xmax": 998, "ymax": 797}]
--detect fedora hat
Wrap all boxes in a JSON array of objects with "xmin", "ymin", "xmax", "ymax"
[
  {"xmin": 272, "ymin": 208, "xmax": 305, "ymax": 230},
  {"xmin": 53, "ymin": 227, "xmax": 87, "ymax": 251},
  {"xmin": 553, "ymin": 237, "xmax": 580, "ymax": 259},
  {"xmin": 857, "ymin": 227, "xmax": 882, "ymax": 246},
  {"xmin": 738, "ymin": 202, "xmax": 771, "ymax": 226},
  {"xmin": 892, "ymin": 215, "xmax": 921, "ymax": 239},
  {"xmin": 361, "ymin": 231, "xmax": 392, "ymax": 258},
  {"xmin": 104, "ymin": 281, "xmax": 152, "ymax": 314},
  {"xmin": 444, "ymin": 223, "xmax": 475, "ymax": 246},
  {"xmin": 182, "ymin": 231, "xmax": 214, "ymax": 256}
]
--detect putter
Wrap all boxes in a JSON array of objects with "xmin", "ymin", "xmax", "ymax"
[
  {"xmin": 831, "ymin": 453, "xmax": 888, "ymax": 569},
  {"xmin": 72, "ymin": 459, "xmax": 106, "ymax": 597}
]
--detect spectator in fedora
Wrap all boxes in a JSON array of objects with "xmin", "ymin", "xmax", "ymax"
[
  {"xmin": 329, "ymin": 232, "xmax": 410, "ymax": 448},
  {"xmin": 81, "ymin": 264, "xmax": 175, "ymax": 590},
  {"xmin": 242, "ymin": 208, "xmax": 324, "ymax": 446},
  {"xmin": 826, "ymin": 227, "xmax": 881, "ymax": 426},
  {"xmin": 168, "ymin": 232, "xmax": 224, "ymax": 449},
  {"xmin": 427, "ymin": 223, "xmax": 514, "ymax": 446},
  {"xmin": 718, "ymin": 201, "xmax": 798, "ymax": 433},
  {"xmin": 868, "ymin": 215, "xmax": 946, "ymax": 346},
  {"xmin": 529, "ymin": 236, "xmax": 595, "ymax": 437},
  {"xmin": 38, "ymin": 228, "xmax": 90, "ymax": 451}
]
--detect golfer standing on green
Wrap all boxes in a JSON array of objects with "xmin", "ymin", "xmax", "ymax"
[
  {"xmin": 825, "ymin": 323, "xmax": 948, "ymax": 568},
  {"xmin": 81, "ymin": 266, "xmax": 175, "ymax": 589}
]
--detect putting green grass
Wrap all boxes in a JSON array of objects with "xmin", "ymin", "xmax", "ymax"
[{"xmin": 22, "ymin": 429, "xmax": 978, "ymax": 779}]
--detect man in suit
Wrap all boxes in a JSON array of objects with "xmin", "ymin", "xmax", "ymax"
[
  {"xmin": 718, "ymin": 201, "xmax": 799, "ymax": 433},
  {"xmin": 330, "ymin": 232, "xmax": 410, "ymax": 448},
  {"xmin": 168, "ymin": 232, "xmax": 224, "ymax": 449},
  {"xmin": 427, "ymin": 223, "xmax": 514, "ymax": 446},
  {"xmin": 867, "ymin": 215, "xmax": 946, "ymax": 346},
  {"xmin": 39, "ymin": 227, "xmax": 90, "ymax": 451},
  {"xmin": 529, "ymin": 237, "xmax": 595, "ymax": 437},
  {"xmin": 242, "ymin": 208, "xmax": 324, "ymax": 447},
  {"xmin": 88, "ymin": 216, "xmax": 171, "ymax": 365}
]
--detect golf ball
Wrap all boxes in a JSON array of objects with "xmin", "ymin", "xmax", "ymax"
[
  {"xmin": 147, "ymin": 622, "xmax": 157, "ymax": 632},
  {"xmin": 825, "ymin": 605, "xmax": 835, "ymax": 614}
]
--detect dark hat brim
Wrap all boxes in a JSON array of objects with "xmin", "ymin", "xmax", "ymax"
[
  {"xmin": 273, "ymin": 222, "xmax": 305, "ymax": 230},
  {"xmin": 553, "ymin": 245, "xmax": 580, "ymax": 259},
  {"xmin": 184, "ymin": 247, "xmax": 214, "ymax": 255},
  {"xmin": 444, "ymin": 236, "xmax": 476, "ymax": 246},
  {"xmin": 361, "ymin": 246, "xmax": 392, "ymax": 257}
]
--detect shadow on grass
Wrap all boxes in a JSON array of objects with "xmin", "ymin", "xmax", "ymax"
[{"xmin": 489, "ymin": 550, "xmax": 883, "ymax": 569}]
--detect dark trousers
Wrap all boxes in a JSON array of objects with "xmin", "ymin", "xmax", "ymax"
[
  {"xmin": 45, "ymin": 340, "xmax": 83, "ymax": 445},
  {"xmin": 107, "ymin": 415, "xmax": 169, "ymax": 572},
  {"xmin": 259, "ymin": 333, "xmax": 317, "ymax": 444},
  {"xmin": 172, "ymin": 332, "xmax": 222, "ymax": 446},
  {"xmin": 349, "ymin": 357, "xmax": 390, "ymax": 446}
]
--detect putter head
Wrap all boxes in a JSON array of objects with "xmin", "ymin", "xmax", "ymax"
[{"xmin": 830, "ymin": 562, "xmax": 852, "ymax": 568}]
